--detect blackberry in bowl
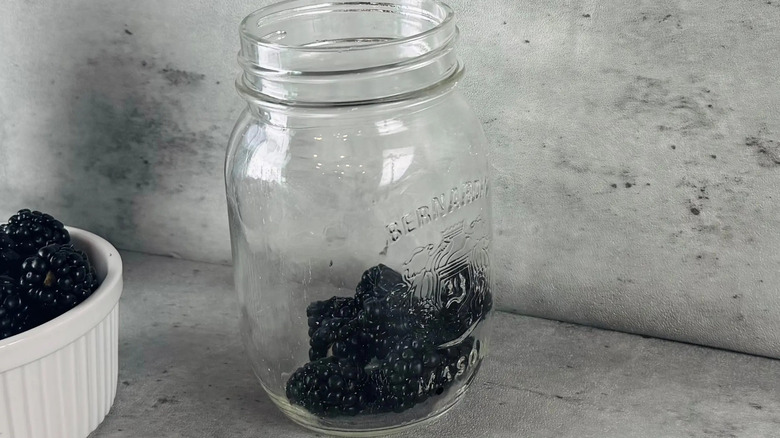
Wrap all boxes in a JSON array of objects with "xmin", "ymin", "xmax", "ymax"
[
  {"xmin": 0, "ymin": 217, "xmax": 123, "ymax": 438},
  {"xmin": 1, "ymin": 208, "xmax": 70, "ymax": 257}
]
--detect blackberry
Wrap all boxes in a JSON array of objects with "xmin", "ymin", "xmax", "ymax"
[
  {"xmin": 0, "ymin": 233, "xmax": 22, "ymax": 278},
  {"xmin": 307, "ymin": 296, "xmax": 359, "ymax": 336},
  {"xmin": 454, "ymin": 288, "xmax": 492, "ymax": 339},
  {"xmin": 355, "ymin": 264, "xmax": 408, "ymax": 306},
  {"xmin": 286, "ymin": 357, "xmax": 372, "ymax": 417},
  {"xmin": 420, "ymin": 271, "xmax": 494, "ymax": 345},
  {"xmin": 20, "ymin": 244, "xmax": 99, "ymax": 314},
  {"xmin": 0, "ymin": 276, "xmax": 38, "ymax": 340},
  {"xmin": 368, "ymin": 336, "xmax": 478, "ymax": 414},
  {"xmin": 290, "ymin": 264, "xmax": 488, "ymax": 417},
  {"xmin": 358, "ymin": 297, "xmax": 416, "ymax": 331},
  {"xmin": 308, "ymin": 317, "xmax": 353, "ymax": 361},
  {"xmin": 356, "ymin": 298, "xmax": 427, "ymax": 359},
  {"xmin": 2, "ymin": 209, "xmax": 70, "ymax": 257},
  {"xmin": 355, "ymin": 264, "xmax": 487, "ymax": 345},
  {"xmin": 328, "ymin": 319, "xmax": 375, "ymax": 365},
  {"xmin": 311, "ymin": 298, "xmax": 425, "ymax": 365},
  {"xmin": 435, "ymin": 303, "xmax": 484, "ymax": 343}
]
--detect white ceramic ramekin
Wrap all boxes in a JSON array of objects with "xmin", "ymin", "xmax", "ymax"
[{"xmin": 0, "ymin": 227, "xmax": 123, "ymax": 438}]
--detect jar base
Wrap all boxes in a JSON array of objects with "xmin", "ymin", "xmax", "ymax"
[{"xmin": 262, "ymin": 381, "xmax": 468, "ymax": 437}]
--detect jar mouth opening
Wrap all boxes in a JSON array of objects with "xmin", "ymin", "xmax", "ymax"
[
  {"xmin": 240, "ymin": 0, "xmax": 454, "ymax": 54},
  {"xmin": 237, "ymin": 0, "xmax": 461, "ymax": 104}
]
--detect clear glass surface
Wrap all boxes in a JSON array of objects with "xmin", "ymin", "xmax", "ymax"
[{"xmin": 226, "ymin": 1, "xmax": 493, "ymax": 435}]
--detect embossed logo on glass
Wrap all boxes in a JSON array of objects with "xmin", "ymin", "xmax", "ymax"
[
  {"xmin": 386, "ymin": 177, "xmax": 489, "ymax": 243},
  {"xmin": 402, "ymin": 216, "xmax": 491, "ymax": 336}
]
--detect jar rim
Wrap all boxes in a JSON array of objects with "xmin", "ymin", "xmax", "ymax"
[
  {"xmin": 239, "ymin": 0, "xmax": 455, "ymax": 54},
  {"xmin": 236, "ymin": 0, "xmax": 462, "ymax": 104},
  {"xmin": 235, "ymin": 62, "xmax": 463, "ymax": 116}
]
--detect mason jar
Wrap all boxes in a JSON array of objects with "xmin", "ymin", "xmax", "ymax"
[{"xmin": 225, "ymin": 0, "xmax": 493, "ymax": 434}]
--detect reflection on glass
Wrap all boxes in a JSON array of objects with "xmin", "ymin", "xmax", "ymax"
[
  {"xmin": 379, "ymin": 147, "xmax": 415, "ymax": 186},
  {"xmin": 375, "ymin": 118, "xmax": 407, "ymax": 135},
  {"xmin": 246, "ymin": 125, "xmax": 290, "ymax": 183}
]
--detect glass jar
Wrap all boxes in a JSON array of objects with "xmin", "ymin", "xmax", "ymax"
[{"xmin": 225, "ymin": 0, "xmax": 493, "ymax": 435}]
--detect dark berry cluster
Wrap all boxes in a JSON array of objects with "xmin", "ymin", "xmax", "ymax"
[
  {"xmin": 286, "ymin": 357, "xmax": 372, "ymax": 416},
  {"xmin": 21, "ymin": 244, "xmax": 99, "ymax": 314},
  {"xmin": 0, "ymin": 276, "xmax": 38, "ymax": 340},
  {"xmin": 0, "ymin": 209, "xmax": 100, "ymax": 340},
  {"xmin": 1, "ymin": 209, "xmax": 70, "ymax": 257},
  {"xmin": 369, "ymin": 335, "xmax": 478, "ymax": 413},
  {"xmin": 287, "ymin": 264, "xmax": 491, "ymax": 417},
  {"xmin": 0, "ymin": 234, "xmax": 22, "ymax": 278},
  {"xmin": 354, "ymin": 264, "xmax": 408, "ymax": 306}
]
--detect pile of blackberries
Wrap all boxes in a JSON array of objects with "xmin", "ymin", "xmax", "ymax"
[
  {"xmin": 0, "ymin": 209, "xmax": 100, "ymax": 340},
  {"xmin": 286, "ymin": 264, "xmax": 491, "ymax": 417}
]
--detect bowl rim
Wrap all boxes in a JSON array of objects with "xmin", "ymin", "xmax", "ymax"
[{"xmin": 0, "ymin": 227, "xmax": 123, "ymax": 372}]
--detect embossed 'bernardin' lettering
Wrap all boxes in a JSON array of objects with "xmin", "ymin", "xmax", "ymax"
[
  {"xmin": 385, "ymin": 177, "xmax": 489, "ymax": 244},
  {"xmin": 387, "ymin": 222, "xmax": 402, "ymax": 242},
  {"xmin": 431, "ymin": 195, "xmax": 446, "ymax": 220},
  {"xmin": 402, "ymin": 213, "xmax": 416, "ymax": 233},
  {"xmin": 448, "ymin": 187, "xmax": 461, "ymax": 213},
  {"xmin": 462, "ymin": 181, "xmax": 473, "ymax": 204},
  {"xmin": 417, "ymin": 206, "xmax": 432, "ymax": 226}
]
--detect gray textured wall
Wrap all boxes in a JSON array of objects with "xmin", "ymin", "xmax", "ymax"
[{"xmin": 2, "ymin": 0, "xmax": 780, "ymax": 357}]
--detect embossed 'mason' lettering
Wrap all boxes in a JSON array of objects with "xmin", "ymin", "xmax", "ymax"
[{"xmin": 386, "ymin": 177, "xmax": 489, "ymax": 243}]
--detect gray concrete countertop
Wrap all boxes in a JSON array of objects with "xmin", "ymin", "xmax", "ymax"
[{"xmin": 90, "ymin": 252, "xmax": 780, "ymax": 438}]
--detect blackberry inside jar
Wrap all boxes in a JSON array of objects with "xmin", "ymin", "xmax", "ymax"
[
  {"xmin": 225, "ymin": 0, "xmax": 494, "ymax": 434},
  {"xmin": 286, "ymin": 264, "xmax": 492, "ymax": 417}
]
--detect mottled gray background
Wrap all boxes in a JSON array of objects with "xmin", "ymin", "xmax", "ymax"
[{"xmin": 2, "ymin": 0, "xmax": 780, "ymax": 357}]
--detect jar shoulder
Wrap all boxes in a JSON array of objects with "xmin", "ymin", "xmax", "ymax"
[{"xmin": 226, "ymin": 91, "xmax": 489, "ymax": 162}]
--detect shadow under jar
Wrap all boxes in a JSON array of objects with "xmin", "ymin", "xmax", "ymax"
[{"xmin": 225, "ymin": 0, "xmax": 494, "ymax": 435}]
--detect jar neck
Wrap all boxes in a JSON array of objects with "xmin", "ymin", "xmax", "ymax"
[{"xmin": 237, "ymin": 0, "xmax": 461, "ymax": 106}]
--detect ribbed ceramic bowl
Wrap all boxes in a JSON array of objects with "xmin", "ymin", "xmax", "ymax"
[{"xmin": 0, "ymin": 227, "xmax": 123, "ymax": 438}]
